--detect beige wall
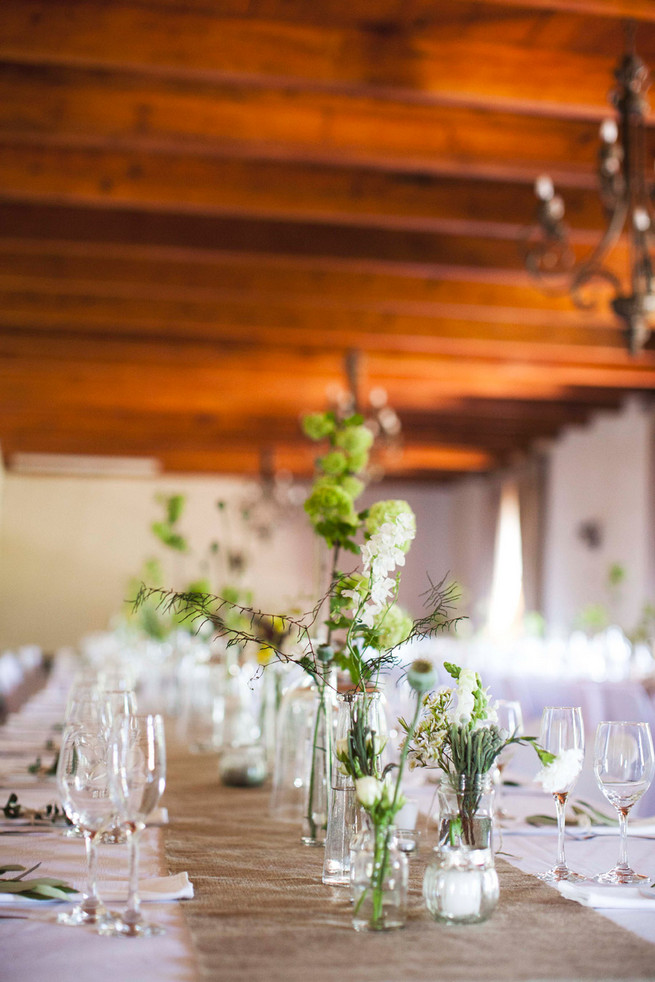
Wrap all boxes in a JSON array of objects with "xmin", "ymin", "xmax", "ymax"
[
  {"xmin": 0, "ymin": 472, "xmax": 453, "ymax": 651},
  {"xmin": 1, "ymin": 402, "xmax": 653, "ymax": 652}
]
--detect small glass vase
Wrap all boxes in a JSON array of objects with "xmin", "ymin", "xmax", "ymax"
[
  {"xmin": 351, "ymin": 825, "xmax": 408, "ymax": 932},
  {"xmin": 322, "ymin": 689, "xmax": 386, "ymax": 885},
  {"xmin": 423, "ymin": 771, "xmax": 499, "ymax": 925}
]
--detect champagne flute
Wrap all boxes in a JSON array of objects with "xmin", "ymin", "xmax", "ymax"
[
  {"xmin": 537, "ymin": 706, "xmax": 585, "ymax": 883},
  {"xmin": 494, "ymin": 700, "xmax": 523, "ymax": 819},
  {"xmin": 593, "ymin": 721, "xmax": 655, "ymax": 884},
  {"xmin": 101, "ymin": 714, "xmax": 167, "ymax": 937},
  {"xmin": 56, "ymin": 723, "xmax": 115, "ymax": 926}
]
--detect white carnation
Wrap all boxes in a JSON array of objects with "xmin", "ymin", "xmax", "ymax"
[{"xmin": 536, "ymin": 748, "xmax": 584, "ymax": 793}]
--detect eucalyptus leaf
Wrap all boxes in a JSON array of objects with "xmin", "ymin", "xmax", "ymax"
[{"xmin": 0, "ymin": 864, "xmax": 76, "ymax": 900}]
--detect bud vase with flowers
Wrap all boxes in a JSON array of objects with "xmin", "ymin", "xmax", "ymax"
[{"xmin": 402, "ymin": 662, "xmax": 554, "ymax": 923}]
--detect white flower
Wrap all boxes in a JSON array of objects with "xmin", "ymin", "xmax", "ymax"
[
  {"xmin": 336, "ymin": 737, "xmax": 349, "ymax": 759},
  {"xmin": 355, "ymin": 776, "xmax": 384, "ymax": 808},
  {"xmin": 356, "ymin": 514, "xmax": 417, "ymax": 626},
  {"xmin": 536, "ymin": 748, "xmax": 584, "ymax": 793},
  {"xmin": 451, "ymin": 669, "xmax": 478, "ymax": 724}
]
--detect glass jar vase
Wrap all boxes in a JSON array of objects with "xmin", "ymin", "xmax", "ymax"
[
  {"xmin": 434, "ymin": 772, "xmax": 495, "ymax": 850},
  {"xmin": 351, "ymin": 825, "xmax": 408, "ymax": 932},
  {"xmin": 423, "ymin": 771, "xmax": 499, "ymax": 925}
]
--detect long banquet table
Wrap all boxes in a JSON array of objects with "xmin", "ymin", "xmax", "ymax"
[{"xmin": 3, "ymin": 664, "xmax": 655, "ymax": 981}]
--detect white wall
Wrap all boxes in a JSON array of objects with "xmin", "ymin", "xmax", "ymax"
[
  {"xmin": 2, "ymin": 400, "xmax": 653, "ymax": 652},
  {"xmin": 0, "ymin": 473, "xmax": 316, "ymax": 650},
  {"xmin": 543, "ymin": 398, "xmax": 655, "ymax": 637},
  {"xmin": 0, "ymin": 472, "xmax": 454, "ymax": 651}
]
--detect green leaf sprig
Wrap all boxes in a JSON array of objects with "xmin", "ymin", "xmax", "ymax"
[
  {"xmin": 2, "ymin": 793, "xmax": 71, "ymax": 826},
  {"xmin": 0, "ymin": 864, "xmax": 77, "ymax": 901}
]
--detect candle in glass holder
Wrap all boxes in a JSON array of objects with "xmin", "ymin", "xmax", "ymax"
[{"xmin": 440, "ymin": 867, "xmax": 482, "ymax": 918}]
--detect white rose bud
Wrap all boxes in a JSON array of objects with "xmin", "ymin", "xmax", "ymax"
[
  {"xmin": 336, "ymin": 737, "xmax": 349, "ymax": 759},
  {"xmin": 355, "ymin": 776, "xmax": 384, "ymax": 809}
]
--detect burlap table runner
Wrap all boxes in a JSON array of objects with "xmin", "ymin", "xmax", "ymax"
[{"xmin": 162, "ymin": 745, "xmax": 655, "ymax": 982}]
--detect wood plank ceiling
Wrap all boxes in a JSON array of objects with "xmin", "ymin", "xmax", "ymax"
[{"xmin": 2, "ymin": 0, "xmax": 655, "ymax": 481}]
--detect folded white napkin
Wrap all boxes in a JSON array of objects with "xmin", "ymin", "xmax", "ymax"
[
  {"xmin": 0, "ymin": 872, "xmax": 194, "ymax": 904},
  {"xmin": 101, "ymin": 872, "xmax": 194, "ymax": 902},
  {"xmin": 558, "ymin": 881, "xmax": 655, "ymax": 910}
]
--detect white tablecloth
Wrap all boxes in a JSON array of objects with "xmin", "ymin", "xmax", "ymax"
[{"xmin": 0, "ymin": 660, "xmax": 197, "ymax": 982}]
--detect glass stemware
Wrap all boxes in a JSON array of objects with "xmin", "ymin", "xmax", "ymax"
[
  {"xmin": 537, "ymin": 706, "xmax": 586, "ymax": 883},
  {"xmin": 593, "ymin": 720, "xmax": 655, "ymax": 884},
  {"xmin": 96, "ymin": 686, "xmax": 139, "ymax": 844},
  {"xmin": 100, "ymin": 713, "xmax": 167, "ymax": 937},
  {"xmin": 56, "ymin": 723, "xmax": 115, "ymax": 926},
  {"xmin": 494, "ymin": 699, "xmax": 523, "ymax": 819}
]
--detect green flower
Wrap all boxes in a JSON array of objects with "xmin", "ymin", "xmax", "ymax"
[
  {"xmin": 335, "ymin": 424, "xmax": 374, "ymax": 458},
  {"xmin": 366, "ymin": 500, "xmax": 416, "ymax": 550},
  {"xmin": 319, "ymin": 450, "xmax": 348, "ymax": 476},
  {"xmin": 374, "ymin": 604, "xmax": 414, "ymax": 648},
  {"xmin": 302, "ymin": 412, "xmax": 335, "ymax": 441},
  {"xmin": 304, "ymin": 484, "xmax": 358, "ymax": 527},
  {"xmin": 407, "ymin": 659, "xmax": 436, "ymax": 694},
  {"xmin": 340, "ymin": 475, "xmax": 365, "ymax": 500},
  {"xmin": 344, "ymin": 450, "xmax": 369, "ymax": 474}
]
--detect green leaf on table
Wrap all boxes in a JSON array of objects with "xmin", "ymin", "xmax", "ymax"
[{"xmin": 0, "ymin": 866, "xmax": 76, "ymax": 901}]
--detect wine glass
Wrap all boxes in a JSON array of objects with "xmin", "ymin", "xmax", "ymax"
[
  {"xmin": 494, "ymin": 700, "xmax": 523, "ymax": 819},
  {"xmin": 100, "ymin": 714, "xmax": 167, "ymax": 937},
  {"xmin": 593, "ymin": 721, "xmax": 655, "ymax": 884},
  {"xmin": 537, "ymin": 706, "xmax": 585, "ymax": 883},
  {"xmin": 56, "ymin": 723, "xmax": 115, "ymax": 926},
  {"xmin": 97, "ymin": 687, "xmax": 138, "ymax": 844}
]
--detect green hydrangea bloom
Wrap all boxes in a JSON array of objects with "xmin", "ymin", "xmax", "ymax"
[
  {"xmin": 302, "ymin": 412, "xmax": 335, "ymax": 441},
  {"xmin": 374, "ymin": 604, "xmax": 414, "ymax": 648},
  {"xmin": 366, "ymin": 500, "xmax": 416, "ymax": 548},
  {"xmin": 344, "ymin": 450, "xmax": 369, "ymax": 474},
  {"xmin": 335, "ymin": 424, "xmax": 374, "ymax": 457},
  {"xmin": 319, "ymin": 450, "xmax": 348, "ymax": 476},
  {"xmin": 304, "ymin": 484, "xmax": 358, "ymax": 528},
  {"xmin": 340, "ymin": 475, "xmax": 365, "ymax": 500}
]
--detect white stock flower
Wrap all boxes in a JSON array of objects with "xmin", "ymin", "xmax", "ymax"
[
  {"xmin": 450, "ymin": 668, "xmax": 478, "ymax": 724},
  {"xmin": 357, "ymin": 514, "xmax": 417, "ymax": 626},
  {"xmin": 536, "ymin": 748, "xmax": 584, "ymax": 793},
  {"xmin": 355, "ymin": 776, "xmax": 384, "ymax": 808}
]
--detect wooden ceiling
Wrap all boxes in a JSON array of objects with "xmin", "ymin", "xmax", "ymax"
[{"xmin": 2, "ymin": 0, "xmax": 655, "ymax": 482}]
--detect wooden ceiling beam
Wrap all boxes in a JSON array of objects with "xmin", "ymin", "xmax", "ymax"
[
  {"xmin": 0, "ymin": 291, "xmax": 637, "ymax": 361},
  {"xmin": 2, "ymin": 0, "xmax": 655, "ymax": 109},
  {"xmin": 0, "ymin": 240, "xmax": 588, "ymax": 312},
  {"xmin": 0, "ymin": 130, "xmax": 610, "ymax": 233},
  {"xmin": 0, "ymin": 199, "xmax": 635, "ymax": 285},
  {"xmin": 2, "ymin": 345, "xmax": 654, "ymax": 411},
  {"xmin": 2, "ymin": 65, "xmax": 653, "ymax": 184},
  {"xmin": 0, "ymin": 404, "xmax": 577, "ymax": 453}
]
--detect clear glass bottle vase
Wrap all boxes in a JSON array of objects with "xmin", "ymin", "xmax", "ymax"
[
  {"xmin": 301, "ymin": 680, "xmax": 332, "ymax": 846},
  {"xmin": 322, "ymin": 689, "xmax": 386, "ymax": 885},
  {"xmin": 351, "ymin": 825, "xmax": 408, "ymax": 932},
  {"xmin": 270, "ymin": 673, "xmax": 333, "ymax": 846}
]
